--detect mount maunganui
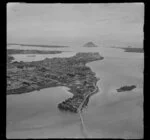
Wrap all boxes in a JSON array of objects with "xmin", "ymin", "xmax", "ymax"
[{"xmin": 83, "ymin": 42, "xmax": 98, "ymax": 47}]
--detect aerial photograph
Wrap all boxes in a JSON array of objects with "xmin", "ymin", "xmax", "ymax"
[{"xmin": 7, "ymin": 3, "xmax": 144, "ymax": 138}]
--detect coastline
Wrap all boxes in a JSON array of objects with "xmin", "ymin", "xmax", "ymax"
[
  {"xmin": 7, "ymin": 43, "xmax": 69, "ymax": 48},
  {"xmin": 111, "ymin": 47, "xmax": 143, "ymax": 53},
  {"xmin": 7, "ymin": 52, "xmax": 104, "ymax": 113},
  {"xmin": 7, "ymin": 50, "xmax": 143, "ymax": 138},
  {"xmin": 7, "ymin": 49, "xmax": 63, "ymax": 55}
]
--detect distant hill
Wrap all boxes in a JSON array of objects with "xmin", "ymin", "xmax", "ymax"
[{"xmin": 83, "ymin": 42, "xmax": 98, "ymax": 47}]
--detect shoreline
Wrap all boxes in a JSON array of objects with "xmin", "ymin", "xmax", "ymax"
[
  {"xmin": 111, "ymin": 47, "xmax": 143, "ymax": 53},
  {"xmin": 7, "ymin": 52, "xmax": 104, "ymax": 113},
  {"xmin": 7, "ymin": 49, "xmax": 63, "ymax": 55},
  {"xmin": 7, "ymin": 43, "xmax": 69, "ymax": 48}
]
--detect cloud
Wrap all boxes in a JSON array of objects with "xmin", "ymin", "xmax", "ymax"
[{"xmin": 7, "ymin": 3, "xmax": 144, "ymax": 45}]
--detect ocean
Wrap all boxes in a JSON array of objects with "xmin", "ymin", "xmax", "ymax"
[{"xmin": 7, "ymin": 45, "xmax": 143, "ymax": 138}]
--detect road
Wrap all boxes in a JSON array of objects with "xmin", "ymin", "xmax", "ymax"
[{"xmin": 77, "ymin": 83, "xmax": 98, "ymax": 138}]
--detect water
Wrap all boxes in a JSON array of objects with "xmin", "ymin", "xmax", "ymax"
[
  {"xmin": 7, "ymin": 45, "xmax": 143, "ymax": 138},
  {"xmin": 7, "ymin": 87, "xmax": 83, "ymax": 138},
  {"xmin": 85, "ymin": 56, "xmax": 143, "ymax": 138},
  {"xmin": 11, "ymin": 52, "xmax": 76, "ymax": 62}
]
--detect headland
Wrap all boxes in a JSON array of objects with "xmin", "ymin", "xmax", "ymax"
[{"xmin": 7, "ymin": 52, "xmax": 104, "ymax": 113}]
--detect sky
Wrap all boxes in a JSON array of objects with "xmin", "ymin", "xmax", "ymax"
[{"xmin": 7, "ymin": 3, "xmax": 144, "ymax": 47}]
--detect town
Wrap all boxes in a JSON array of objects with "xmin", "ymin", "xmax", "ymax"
[{"xmin": 7, "ymin": 52, "xmax": 104, "ymax": 112}]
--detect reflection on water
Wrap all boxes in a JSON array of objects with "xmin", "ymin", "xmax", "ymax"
[{"xmin": 7, "ymin": 46, "xmax": 143, "ymax": 138}]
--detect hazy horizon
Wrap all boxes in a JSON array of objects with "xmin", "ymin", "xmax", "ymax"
[{"xmin": 7, "ymin": 3, "xmax": 144, "ymax": 48}]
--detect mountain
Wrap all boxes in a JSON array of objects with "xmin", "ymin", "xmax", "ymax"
[{"xmin": 83, "ymin": 42, "xmax": 98, "ymax": 47}]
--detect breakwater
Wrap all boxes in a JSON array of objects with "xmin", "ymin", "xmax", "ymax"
[{"xmin": 77, "ymin": 85, "xmax": 99, "ymax": 138}]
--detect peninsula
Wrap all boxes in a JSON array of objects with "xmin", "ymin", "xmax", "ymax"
[
  {"xmin": 121, "ymin": 47, "xmax": 143, "ymax": 53},
  {"xmin": 111, "ymin": 46, "xmax": 143, "ymax": 53},
  {"xmin": 7, "ymin": 43, "xmax": 69, "ymax": 48},
  {"xmin": 7, "ymin": 49, "xmax": 63, "ymax": 55},
  {"xmin": 7, "ymin": 52, "xmax": 104, "ymax": 113}
]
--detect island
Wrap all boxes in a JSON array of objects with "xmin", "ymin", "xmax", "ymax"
[
  {"xmin": 7, "ymin": 52, "xmax": 104, "ymax": 113},
  {"xmin": 116, "ymin": 85, "xmax": 136, "ymax": 92},
  {"xmin": 83, "ymin": 42, "xmax": 98, "ymax": 47}
]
